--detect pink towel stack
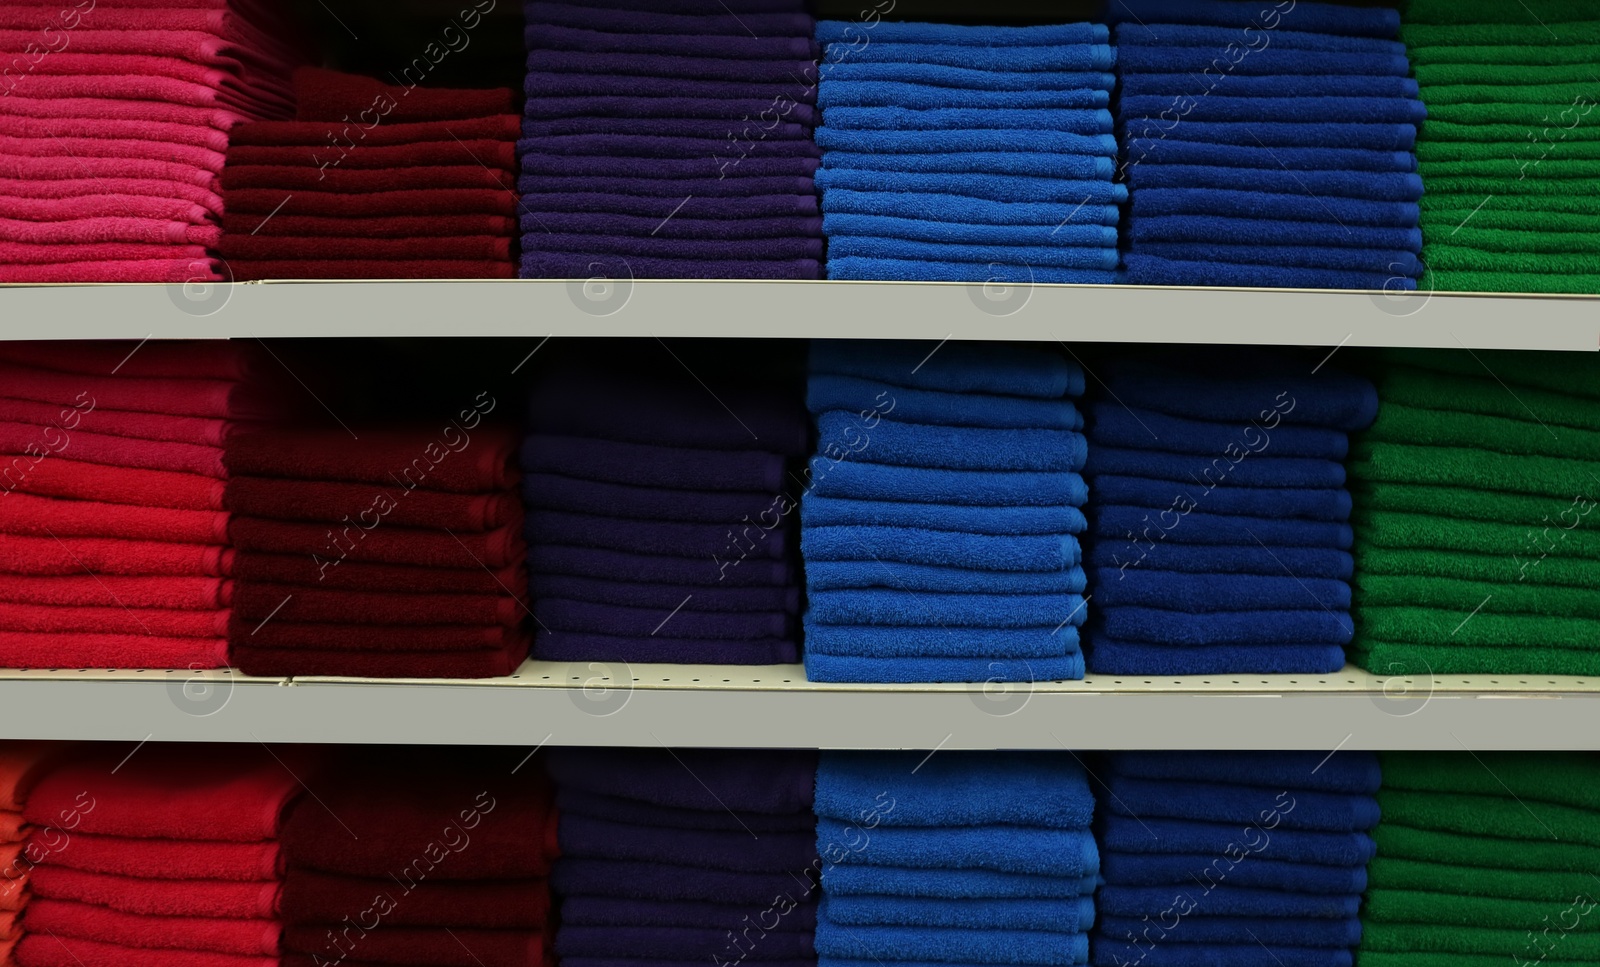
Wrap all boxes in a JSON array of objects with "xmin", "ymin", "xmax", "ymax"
[{"xmin": 0, "ymin": 1, "xmax": 302, "ymax": 283}]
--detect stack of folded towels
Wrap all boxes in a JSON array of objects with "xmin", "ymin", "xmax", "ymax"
[
  {"xmin": 222, "ymin": 423, "xmax": 530, "ymax": 678},
  {"xmin": 0, "ymin": 743, "xmax": 65, "ymax": 964},
  {"xmin": 1109, "ymin": 0, "xmax": 1427, "ymax": 289},
  {"xmin": 1094, "ymin": 751, "xmax": 1380, "ymax": 967},
  {"xmin": 220, "ymin": 67, "xmax": 520, "ymax": 279},
  {"xmin": 0, "ymin": 340, "xmax": 291, "ymax": 670},
  {"xmin": 816, "ymin": 752, "xmax": 1097, "ymax": 967},
  {"xmin": 280, "ymin": 746, "xmax": 557, "ymax": 967},
  {"xmin": 1082, "ymin": 351, "xmax": 1378, "ymax": 674},
  {"xmin": 814, "ymin": 21, "xmax": 1122, "ymax": 283},
  {"xmin": 1360, "ymin": 752, "xmax": 1600, "ymax": 967},
  {"xmin": 802, "ymin": 340, "xmax": 1090, "ymax": 683},
  {"xmin": 522, "ymin": 354, "xmax": 806, "ymax": 663},
  {"xmin": 1403, "ymin": 0, "xmax": 1600, "ymax": 293},
  {"xmin": 18, "ymin": 744, "xmax": 313, "ymax": 967},
  {"xmin": 548, "ymin": 748, "xmax": 819, "ymax": 967},
  {"xmin": 1349, "ymin": 349, "xmax": 1600, "ymax": 675},
  {"xmin": 520, "ymin": 0, "xmax": 824, "ymax": 279},
  {"xmin": 0, "ymin": 1, "xmax": 299, "ymax": 282}
]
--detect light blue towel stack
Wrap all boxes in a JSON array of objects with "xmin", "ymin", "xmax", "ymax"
[
  {"xmin": 802, "ymin": 340, "xmax": 1088, "ymax": 683},
  {"xmin": 813, "ymin": 21, "xmax": 1124, "ymax": 283},
  {"xmin": 817, "ymin": 751, "xmax": 1099, "ymax": 967}
]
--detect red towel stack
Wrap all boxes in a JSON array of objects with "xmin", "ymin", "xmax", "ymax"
[
  {"xmin": 16, "ymin": 744, "xmax": 314, "ymax": 967},
  {"xmin": 0, "ymin": 1, "xmax": 300, "ymax": 282},
  {"xmin": 0, "ymin": 340, "xmax": 294, "ymax": 670},
  {"xmin": 279, "ymin": 747, "xmax": 558, "ymax": 967},
  {"xmin": 222, "ymin": 420, "xmax": 531, "ymax": 678},
  {"xmin": 0, "ymin": 742, "xmax": 69, "ymax": 967},
  {"xmin": 218, "ymin": 67, "xmax": 520, "ymax": 279}
]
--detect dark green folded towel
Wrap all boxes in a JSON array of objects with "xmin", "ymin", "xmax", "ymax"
[
  {"xmin": 1359, "ymin": 952, "xmax": 1530, "ymax": 967},
  {"xmin": 1425, "ymin": 158, "xmax": 1600, "ymax": 181},
  {"xmin": 1360, "ymin": 481, "xmax": 1600, "ymax": 526},
  {"xmin": 1379, "ymin": 787, "xmax": 1600, "ymax": 844},
  {"xmin": 1355, "ymin": 544, "xmax": 1600, "ymax": 589},
  {"xmin": 1359, "ymin": 606, "xmax": 1600, "ymax": 650},
  {"xmin": 1370, "ymin": 363, "xmax": 1600, "ymax": 430},
  {"xmin": 1409, "ymin": 45, "xmax": 1600, "ymax": 68},
  {"xmin": 1363, "ymin": 922, "xmax": 1600, "ymax": 960},
  {"xmin": 1356, "ymin": 575, "xmax": 1600, "ymax": 619},
  {"xmin": 1366, "ymin": 400, "xmax": 1600, "ymax": 457},
  {"xmin": 1426, "ymin": 226, "xmax": 1600, "ymax": 254},
  {"xmin": 1379, "ymin": 349, "xmax": 1600, "ymax": 400},
  {"xmin": 1364, "ymin": 888, "xmax": 1600, "ymax": 930},
  {"xmin": 1404, "ymin": 0, "xmax": 1599, "ymax": 24},
  {"xmin": 1373, "ymin": 822, "xmax": 1600, "ymax": 874},
  {"xmin": 1422, "ymin": 190, "xmax": 1600, "ymax": 215},
  {"xmin": 1381, "ymin": 751, "xmax": 1600, "ymax": 807},
  {"xmin": 1426, "ymin": 270, "xmax": 1600, "ymax": 293},
  {"xmin": 1350, "ymin": 443, "xmax": 1600, "ymax": 504},
  {"xmin": 1418, "ymin": 81, "xmax": 1600, "ymax": 106},
  {"xmin": 1354, "ymin": 639, "xmax": 1600, "ymax": 675},
  {"xmin": 1369, "ymin": 856, "xmax": 1600, "ymax": 900},
  {"xmin": 1425, "ymin": 174, "xmax": 1600, "ymax": 195},
  {"xmin": 1424, "ymin": 245, "xmax": 1600, "ymax": 273},
  {"xmin": 1415, "ymin": 63, "xmax": 1600, "ymax": 87},
  {"xmin": 1404, "ymin": 21, "xmax": 1600, "ymax": 47},
  {"xmin": 1419, "ymin": 140, "xmax": 1600, "ymax": 163}
]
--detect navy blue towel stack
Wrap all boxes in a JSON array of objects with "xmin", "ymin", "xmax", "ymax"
[
  {"xmin": 802, "ymin": 340, "xmax": 1090, "ymax": 682},
  {"xmin": 813, "ymin": 21, "xmax": 1124, "ymax": 283},
  {"xmin": 817, "ymin": 752, "xmax": 1099, "ymax": 967},
  {"xmin": 1108, "ymin": 0, "xmax": 1426, "ymax": 289},
  {"xmin": 1093, "ymin": 752, "xmax": 1381, "ymax": 967},
  {"xmin": 521, "ymin": 349, "xmax": 808, "ymax": 664},
  {"xmin": 519, "ymin": 0, "xmax": 824, "ymax": 279},
  {"xmin": 1082, "ymin": 351, "xmax": 1378, "ymax": 674},
  {"xmin": 547, "ymin": 748, "xmax": 821, "ymax": 967}
]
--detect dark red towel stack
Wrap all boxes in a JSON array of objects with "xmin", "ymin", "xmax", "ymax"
[
  {"xmin": 0, "ymin": 1, "xmax": 300, "ymax": 282},
  {"xmin": 0, "ymin": 340, "xmax": 294, "ymax": 670},
  {"xmin": 279, "ymin": 747, "xmax": 558, "ymax": 967},
  {"xmin": 222, "ymin": 420, "xmax": 531, "ymax": 678},
  {"xmin": 219, "ymin": 67, "xmax": 520, "ymax": 279},
  {"xmin": 16, "ymin": 744, "xmax": 314, "ymax": 967}
]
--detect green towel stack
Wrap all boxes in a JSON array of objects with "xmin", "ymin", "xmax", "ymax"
[
  {"xmin": 1359, "ymin": 752, "xmax": 1600, "ymax": 967},
  {"xmin": 1349, "ymin": 348, "xmax": 1600, "ymax": 675},
  {"xmin": 1404, "ymin": 0, "xmax": 1600, "ymax": 293}
]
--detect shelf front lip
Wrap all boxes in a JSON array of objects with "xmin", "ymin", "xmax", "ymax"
[{"xmin": 7, "ymin": 280, "xmax": 1597, "ymax": 351}]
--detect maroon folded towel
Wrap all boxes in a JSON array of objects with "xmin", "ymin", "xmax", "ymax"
[
  {"xmin": 220, "ymin": 165, "xmax": 512, "ymax": 192},
  {"xmin": 232, "ymin": 582, "xmax": 522, "ymax": 627},
  {"xmin": 232, "ymin": 552, "xmax": 524, "ymax": 595},
  {"xmin": 225, "ymin": 139, "xmax": 517, "ymax": 170},
  {"xmin": 284, "ymin": 928, "xmax": 545, "ymax": 967},
  {"xmin": 226, "ymin": 517, "xmax": 522, "ymax": 569},
  {"xmin": 234, "ymin": 618, "xmax": 528, "ymax": 653},
  {"xmin": 218, "ymin": 235, "xmax": 512, "ymax": 260},
  {"xmin": 230, "ymin": 637, "xmax": 529, "ymax": 678},
  {"xmin": 228, "ymin": 114, "xmax": 522, "ymax": 147},
  {"xmin": 218, "ymin": 212, "xmax": 516, "ymax": 239},
  {"xmin": 282, "ymin": 867, "xmax": 550, "ymax": 928},
  {"xmin": 225, "ymin": 476, "xmax": 519, "ymax": 530},
  {"xmin": 224, "ymin": 426, "xmax": 517, "ymax": 492},
  {"xmin": 292, "ymin": 66, "xmax": 516, "ymax": 122},
  {"xmin": 229, "ymin": 259, "xmax": 516, "ymax": 280},
  {"xmin": 222, "ymin": 188, "xmax": 516, "ymax": 218}
]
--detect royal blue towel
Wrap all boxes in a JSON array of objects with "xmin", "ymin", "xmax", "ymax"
[
  {"xmin": 1125, "ymin": 166, "xmax": 1422, "ymax": 203},
  {"xmin": 806, "ymin": 651, "xmax": 1085, "ymax": 684},
  {"xmin": 1119, "ymin": 74, "xmax": 1417, "ymax": 101},
  {"xmin": 526, "ymin": 510, "xmax": 787, "ymax": 558},
  {"xmin": 809, "ymin": 460, "xmax": 1088, "ymax": 507},
  {"xmin": 814, "ymin": 128, "xmax": 1117, "ymax": 157},
  {"xmin": 1089, "ymin": 476, "xmax": 1352, "ymax": 522},
  {"xmin": 1099, "ymin": 361, "xmax": 1379, "ymax": 431},
  {"xmin": 816, "ymin": 751, "xmax": 1095, "ymax": 827},
  {"xmin": 824, "ymin": 894, "xmax": 1093, "ymax": 932},
  {"xmin": 1097, "ymin": 884, "xmax": 1360, "ymax": 920},
  {"xmin": 1107, "ymin": 751, "xmax": 1382, "ymax": 794},
  {"xmin": 540, "ymin": 598, "xmax": 792, "ymax": 639},
  {"xmin": 1088, "ymin": 404, "xmax": 1349, "ymax": 460},
  {"xmin": 533, "ymin": 574, "xmax": 798, "ymax": 614},
  {"xmin": 818, "ymin": 818, "xmax": 1099, "ymax": 875},
  {"xmin": 823, "ymin": 151, "xmax": 1113, "ymax": 179},
  {"xmin": 812, "ymin": 341, "xmax": 1080, "ymax": 398},
  {"xmin": 822, "ymin": 190, "xmax": 1120, "ymax": 227},
  {"xmin": 815, "ymin": 919, "xmax": 1088, "ymax": 966},
  {"xmin": 814, "ymin": 413, "xmax": 1087, "ymax": 471},
  {"xmin": 1136, "ymin": 244, "xmax": 1422, "ymax": 276},
  {"xmin": 522, "ymin": 435, "xmax": 784, "ymax": 491},
  {"xmin": 1086, "ymin": 543, "xmax": 1354, "ymax": 580},
  {"xmin": 1123, "ymin": 257, "xmax": 1413, "ymax": 291},
  {"xmin": 529, "ymin": 544, "xmax": 794, "ymax": 588},
  {"xmin": 817, "ymin": 20, "xmax": 1107, "ymax": 45},
  {"xmin": 558, "ymin": 787, "xmax": 817, "ymax": 833},
  {"xmin": 1083, "ymin": 447, "xmax": 1347, "ymax": 489},
  {"xmin": 805, "ymin": 560, "xmax": 1087, "ymax": 595},
  {"xmin": 1101, "ymin": 779, "xmax": 1379, "ymax": 831},
  {"xmin": 524, "ymin": 475, "xmax": 786, "ymax": 524},
  {"xmin": 823, "ymin": 43, "xmax": 1114, "ymax": 72},
  {"xmin": 824, "ymin": 864, "xmax": 1094, "ymax": 899},
  {"xmin": 803, "ymin": 622, "xmax": 1079, "ymax": 659},
  {"xmin": 1123, "ymin": 139, "xmax": 1415, "ymax": 173},
  {"xmin": 827, "ymin": 260, "xmax": 1120, "ymax": 285},
  {"xmin": 1087, "ymin": 638, "xmax": 1345, "ymax": 675},
  {"xmin": 560, "ymin": 895, "xmax": 818, "ymax": 929},
  {"xmin": 821, "ymin": 214, "xmax": 1118, "ymax": 248},
  {"xmin": 828, "ymin": 237, "xmax": 1121, "ymax": 271},
  {"xmin": 816, "ymin": 171, "xmax": 1125, "ymax": 206},
  {"xmin": 1099, "ymin": 854, "xmax": 1366, "ymax": 895},
  {"xmin": 803, "ymin": 527, "xmax": 1081, "ymax": 573},
  {"xmin": 1090, "ymin": 944, "xmax": 1352, "ymax": 967},
  {"xmin": 819, "ymin": 85, "xmax": 1109, "ymax": 110},
  {"xmin": 1112, "ymin": 47, "xmax": 1407, "ymax": 78},
  {"xmin": 825, "ymin": 106, "xmax": 1112, "ymax": 133},
  {"xmin": 1127, "ymin": 216, "xmax": 1422, "ymax": 251},
  {"xmin": 1095, "ymin": 915, "xmax": 1360, "ymax": 947},
  {"xmin": 534, "ymin": 631, "xmax": 797, "ymax": 664},
  {"xmin": 1116, "ymin": 23, "xmax": 1401, "ymax": 53},
  {"xmin": 1097, "ymin": 815, "xmax": 1376, "ymax": 867},
  {"xmin": 558, "ymin": 926, "xmax": 813, "ymax": 960},
  {"xmin": 819, "ymin": 62, "xmax": 1114, "ymax": 91},
  {"xmin": 546, "ymin": 747, "xmax": 815, "ymax": 812},
  {"xmin": 804, "ymin": 497, "xmax": 1085, "ymax": 536},
  {"xmin": 1128, "ymin": 189, "xmax": 1419, "ymax": 227},
  {"xmin": 1105, "ymin": 0, "xmax": 1399, "ymax": 36},
  {"xmin": 1092, "ymin": 570, "xmax": 1352, "ymax": 612},
  {"xmin": 1125, "ymin": 119, "xmax": 1417, "ymax": 151},
  {"xmin": 1120, "ymin": 95, "xmax": 1422, "ymax": 127},
  {"xmin": 808, "ymin": 589, "xmax": 1088, "ymax": 628},
  {"xmin": 1093, "ymin": 506, "xmax": 1354, "ymax": 548},
  {"xmin": 1101, "ymin": 607, "xmax": 1353, "ymax": 646}
]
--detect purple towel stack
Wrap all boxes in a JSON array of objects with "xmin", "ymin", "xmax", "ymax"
[
  {"xmin": 518, "ymin": 0, "xmax": 825, "ymax": 279},
  {"xmin": 520, "ymin": 347, "xmax": 808, "ymax": 664},
  {"xmin": 548, "ymin": 748, "xmax": 821, "ymax": 967}
]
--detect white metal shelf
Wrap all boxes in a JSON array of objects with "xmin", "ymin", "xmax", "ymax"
[
  {"xmin": 0, "ymin": 662, "xmax": 1593, "ymax": 750},
  {"xmin": 8, "ymin": 281, "xmax": 1598, "ymax": 351}
]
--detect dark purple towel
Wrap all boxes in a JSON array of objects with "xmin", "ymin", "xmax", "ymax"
[
  {"xmin": 527, "ymin": 544, "xmax": 794, "ymax": 588},
  {"xmin": 521, "ymin": 117, "xmax": 813, "ymax": 140},
  {"xmin": 559, "ymin": 814, "xmax": 817, "ymax": 872},
  {"xmin": 527, "ymin": 50, "xmax": 819, "ymax": 83},
  {"xmin": 520, "ymin": 194, "xmax": 819, "ymax": 219},
  {"xmin": 533, "ymin": 630, "xmax": 799, "ymax": 663},
  {"xmin": 516, "ymin": 174, "xmax": 820, "ymax": 198},
  {"xmin": 552, "ymin": 857, "xmax": 814, "ymax": 903},
  {"xmin": 528, "ymin": 24, "xmax": 818, "ymax": 59},
  {"xmin": 531, "ymin": 574, "xmax": 800, "ymax": 614},
  {"xmin": 520, "ymin": 153, "xmax": 820, "ymax": 178},
  {"xmin": 524, "ymin": 234, "xmax": 825, "ymax": 262},
  {"xmin": 539, "ymin": 598, "xmax": 794, "ymax": 639},
  {"xmin": 526, "ymin": 4, "xmax": 814, "ymax": 37},
  {"xmin": 521, "ymin": 434, "xmax": 787, "ymax": 491},
  {"xmin": 525, "ymin": 509, "xmax": 789, "ymax": 558},
  {"xmin": 545, "ymin": 748, "xmax": 817, "ymax": 812},
  {"xmin": 524, "ymin": 134, "xmax": 820, "ymax": 159},
  {"xmin": 561, "ymin": 895, "xmax": 818, "ymax": 931},
  {"xmin": 525, "ymin": 71, "xmax": 817, "ymax": 103},
  {"xmin": 553, "ymin": 0, "xmax": 809, "ymax": 11},
  {"xmin": 558, "ymin": 926, "xmax": 815, "ymax": 961},
  {"xmin": 523, "ymin": 473, "xmax": 790, "ymax": 523},
  {"xmin": 520, "ymin": 211, "xmax": 822, "ymax": 241},
  {"xmin": 557, "ymin": 787, "xmax": 818, "ymax": 833},
  {"xmin": 522, "ymin": 252, "xmax": 823, "ymax": 280},
  {"xmin": 526, "ymin": 96, "xmax": 818, "ymax": 125}
]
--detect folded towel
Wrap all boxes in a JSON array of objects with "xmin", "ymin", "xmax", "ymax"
[
  {"xmin": 237, "ymin": 552, "xmax": 521, "ymax": 595},
  {"xmin": 1090, "ymin": 477, "xmax": 1351, "ymax": 521},
  {"xmin": 1087, "ymin": 638, "xmax": 1350, "ymax": 674},
  {"xmin": 1094, "ymin": 506, "xmax": 1353, "ymax": 548},
  {"xmin": 1121, "ymin": 95, "xmax": 1423, "ymax": 126},
  {"xmin": 1099, "ymin": 815, "xmax": 1376, "ymax": 867},
  {"xmin": 1114, "ymin": 47, "xmax": 1408, "ymax": 78},
  {"xmin": 817, "ymin": 172, "xmax": 1124, "ymax": 208},
  {"xmin": 30, "ymin": 866, "xmax": 277, "ymax": 920},
  {"xmin": 818, "ymin": 819, "xmax": 1097, "ymax": 875},
  {"xmin": 820, "ymin": 61, "xmax": 1112, "ymax": 90},
  {"xmin": 804, "ymin": 497, "xmax": 1084, "ymax": 536},
  {"xmin": 1099, "ymin": 361, "xmax": 1379, "ymax": 431},
  {"xmin": 1124, "ymin": 139, "xmax": 1417, "ymax": 172},
  {"xmin": 558, "ymin": 926, "xmax": 814, "ymax": 961},
  {"xmin": 1128, "ymin": 189, "xmax": 1420, "ymax": 227},
  {"xmin": 815, "ymin": 917, "xmax": 1089, "ymax": 966},
  {"xmin": 821, "ymin": 215, "xmax": 1118, "ymax": 248},
  {"xmin": 827, "ymin": 236, "xmax": 1120, "ymax": 271},
  {"xmin": 1097, "ymin": 914, "xmax": 1361, "ymax": 947},
  {"xmin": 823, "ymin": 189, "xmax": 1119, "ymax": 227},
  {"xmin": 226, "ymin": 476, "xmax": 519, "ymax": 531},
  {"xmin": 810, "ymin": 376, "xmax": 1080, "ymax": 432},
  {"xmin": 535, "ymin": 631, "xmax": 799, "ymax": 665},
  {"xmin": 1084, "ymin": 447, "xmax": 1347, "ymax": 489},
  {"xmin": 29, "ymin": 830, "xmax": 281, "ymax": 881},
  {"xmin": 816, "ymin": 751, "xmax": 1094, "ymax": 827},
  {"xmin": 804, "ymin": 622, "xmax": 1077, "ymax": 659},
  {"xmin": 1093, "ymin": 570, "xmax": 1352, "ymax": 612},
  {"xmin": 523, "ymin": 253, "xmax": 823, "ymax": 281},
  {"xmin": 559, "ymin": 896, "xmax": 818, "ymax": 930},
  {"xmin": 814, "ymin": 128, "xmax": 1116, "ymax": 157},
  {"xmin": 824, "ymin": 864, "xmax": 1094, "ymax": 899},
  {"xmin": 1087, "ymin": 543, "xmax": 1354, "ymax": 579},
  {"xmin": 1098, "ymin": 884, "xmax": 1360, "ymax": 920},
  {"xmin": 1101, "ymin": 854, "xmax": 1366, "ymax": 894},
  {"xmin": 806, "ymin": 652, "xmax": 1085, "ymax": 684},
  {"xmin": 284, "ymin": 925, "xmax": 544, "ymax": 967},
  {"xmin": 819, "ymin": 85, "xmax": 1109, "ymax": 110},
  {"xmin": 540, "ymin": 598, "xmax": 790, "ymax": 639},
  {"xmin": 552, "ymin": 858, "xmax": 815, "ymax": 905},
  {"xmin": 819, "ymin": 42, "xmax": 1113, "ymax": 73},
  {"xmin": 557, "ymin": 788, "xmax": 817, "ymax": 834},
  {"xmin": 1089, "ymin": 404, "xmax": 1351, "ymax": 460},
  {"xmin": 1110, "ymin": 751, "xmax": 1380, "ymax": 794},
  {"xmin": 1102, "ymin": 779, "xmax": 1379, "ymax": 831},
  {"xmin": 1119, "ymin": 75, "xmax": 1417, "ymax": 101},
  {"xmin": 1366, "ymin": 855, "xmax": 1599, "ymax": 897},
  {"xmin": 812, "ymin": 340, "xmax": 1079, "ymax": 399},
  {"xmin": 824, "ymin": 107, "xmax": 1113, "ymax": 133},
  {"xmin": 283, "ymin": 867, "xmax": 548, "ymax": 928},
  {"xmin": 532, "ymin": 574, "xmax": 798, "ymax": 613},
  {"xmin": 1107, "ymin": 0, "xmax": 1399, "ymax": 36},
  {"xmin": 808, "ymin": 460, "xmax": 1087, "ymax": 506},
  {"xmin": 816, "ymin": 417, "xmax": 1086, "ymax": 474},
  {"xmin": 526, "ymin": 509, "xmax": 785, "ymax": 559},
  {"xmin": 823, "ymin": 894, "xmax": 1093, "ymax": 932},
  {"xmin": 528, "ymin": 544, "xmax": 794, "ymax": 588},
  {"xmin": 225, "ymin": 426, "xmax": 515, "ymax": 492},
  {"xmin": 826, "ymin": 260, "xmax": 1119, "ymax": 284},
  {"xmin": 809, "ymin": 589, "xmax": 1087, "ymax": 629},
  {"xmin": 521, "ymin": 435, "xmax": 784, "ymax": 492},
  {"xmin": 1127, "ymin": 118, "xmax": 1417, "ymax": 152},
  {"xmin": 1128, "ymin": 217, "xmax": 1422, "ymax": 252},
  {"xmin": 546, "ymin": 748, "xmax": 815, "ymax": 814},
  {"xmin": 818, "ymin": 20, "xmax": 1107, "ymax": 45},
  {"xmin": 1100, "ymin": 607, "xmax": 1352, "ymax": 646},
  {"xmin": 805, "ymin": 560, "xmax": 1085, "ymax": 595},
  {"xmin": 229, "ymin": 516, "xmax": 522, "ymax": 569},
  {"xmin": 23, "ymin": 898, "xmax": 278, "ymax": 956},
  {"xmin": 1091, "ymin": 941, "xmax": 1352, "ymax": 967},
  {"xmin": 804, "ymin": 528, "xmax": 1080, "ymax": 573},
  {"xmin": 1126, "ymin": 167, "xmax": 1423, "ymax": 203},
  {"xmin": 1134, "ymin": 243, "xmax": 1421, "ymax": 276}
]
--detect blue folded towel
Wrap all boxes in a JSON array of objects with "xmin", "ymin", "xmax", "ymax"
[
  {"xmin": 1126, "ymin": 166, "xmax": 1423, "ymax": 202},
  {"xmin": 822, "ymin": 214, "xmax": 1118, "ymax": 248},
  {"xmin": 1113, "ymin": 46, "xmax": 1408, "ymax": 78},
  {"xmin": 825, "ymin": 42, "xmax": 1114, "ymax": 73},
  {"xmin": 1084, "ymin": 447, "xmax": 1347, "ymax": 489},
  {"xmin": 1105, "ymin": 0, "xmax": 1400, "ymax": 37},
  {"xmin": 809, "ymin": 459, "xmax": 1088, "ymax": 506},
  {"xmin": 1101, "ymin": 778, "xmax": 1380, "ymax": 831},
  {"xmin": 1098, "ymin": 815, "xmax": 1377, "ymax": 867},
  {"xmin": 1089, "ymin": 403, "xmax": 1349, "ymax": 460},
  {"xmin": 1123, "ymin": 257, "xmax": 1413, "ymax": 291},
  {"xmin": 1097, "ymin": 914, "xmax": 1360, "ymax": 947},
  {"xmin": 1119, "ymin": 74, "xmax": 1416, "ymax": 100},
  {"xmin": 812, "ymin": 340, "xmax": 1080, "ymax": 398},
  {"xmin": 1087, "ymin": 638, "xmax": 1346, "ymax": 675},
  {"xmin": 804, "ymin": 621, "xmax": 1079, "ymax": 659},
  {"xmin": 805, "ymin": 561, "xmax": 1087, "ymax": 595},
  {"xmin": 823, "ymin": 152, "xmax": 1113, "ymax": 179},
  {"xmin": 819, "ymin": 62, "xmax": 1114, "ymax": 91},
  {"xmin": 818, "ymin": 750, "xmax": 1095, "ymax": 827},
  {"xmin": 1100, "ymin": 854, "xmax": 1366, "ymax": 895},
  {"xmin": 1090, "ymin": 944, "xmax": 1352, "ymax": 967},
  {"xmin": 818, "ymin": 21, "xmax": 1108, "ymax": 46},
  {"xmin": 816, "ymin": 170, "xmax": 1128, "ymax": 205},
  {"xmin": 818, "ymin": 818, "xmax": 1099, "ymax": 875},
  {"xmin": 1128, "ymin": 189, "xmax": 1419, "ymax": 227},
  {"xmin": 828, "ymin": 237, "xmax": 1121, "ymax": 271},
  {"xmin": 808, "ymin": 589, "xmax": 1088, "ymax": 628},
  {"xmin": 815, "ymin": 920, "xmax": 1088, "ymax": 966},
  {"xmin": 1107, "ymin": 750, "xmax": 1381, "ymax": 794},
  {"xmin": 1089, "ymin": 475, "xmax": 1351, "ymax": 522},
  {"xmin": 1091, "ymin": 570, "xmax": 1352, "ymax": 612},
  {"xmin": 804, "ymin": 497, "xmax": 1085, "ymax": 536},
  {"xmin": 1093, "ymin": 506, "xmax": 1353, "ymax": 548},
  {"xmin": 824, "ymin": 894, "xmax": 1094, "ymax": 933},
  {"xmin": 1086, "ymin": 542, "xmax": 1353, "ymax": 580},
  {"xmin": 1135, "ymin": 243, "xmax": 1422, "ymax": 277},
  {"xmin": 1123, "ymin": 139, "xmax": 1415, "ymax": 173},
  {"xmin": 824, "ymin": 864, "xmax": 1095, "ymax": 899},
  {"xmin": 1117, "ymin": 23, "xmax": 1403, "ymax": 54},
  {"xmin": 1120, "ymin": 95, "xmax": 1423, "ymax": 127},
  {"xmin": 1128, "ymin": 216, "xmax": 1423, "ymax": 251},
  {"xmin": 824, "ymin": 107, "xmax": 1112, "ymax": 133},
  {"xmin": 809, "ymin": 375, "xmax": 1082, "ymax": 430},
  {"xmin": 823, "ymin": 190, "xmax": 1120, "ymax": 227},
  {"xmin": 1099, "ymin": 361, "xmax": 1378, "ymax": 431},
  {"xmin": 815, "ymin": 414, "xmax": 1087, "ymax": 472},
  {"xmin": 1097, "ymin": 884, "xmax": 1360, "ymax": 920},
  {"xmin": 828, "ymin": 259, "xmax": 1121, "ymax": 284},
  {"xmin": 806, "ymin": 651, "xmax": 1085, "ymax": 683},
  {"xmin": 1128, "ymin": 119, "xmax": 1418, "ymax": 152},
  {"xmin": 819, "ymin": 85, "xmax": 1109, "ymax": 110},
  {"xmin": 814, "ymin": 128, "xmax": 1117, "ymax": 157},
  {"xmin": 1101, "ymin": 607, "xmax": 1353, "ymax": 646}
]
